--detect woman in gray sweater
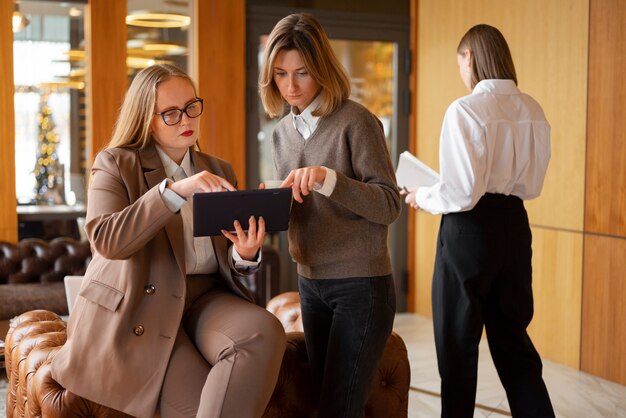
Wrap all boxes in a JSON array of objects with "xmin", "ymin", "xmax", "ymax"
[{"xmin": 259, "ymin": 12, "xmax": 401, "ymax": 418}]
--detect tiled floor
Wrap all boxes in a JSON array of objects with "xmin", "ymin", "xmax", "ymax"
[
  {"xmin": 2, "ymin": 315, "xmax": 626, "ymax": 417},
  {"xmin": 394, "ymin": 313, "xmax": 626, "ymax": 418}
]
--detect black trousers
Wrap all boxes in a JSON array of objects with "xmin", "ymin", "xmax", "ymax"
[{"xmin": 432, "ymin": 193, "xmax": 554, "ymax": 418}]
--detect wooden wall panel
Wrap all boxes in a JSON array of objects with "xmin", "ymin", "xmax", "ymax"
[
  {"xmin": 582, "ymin": 0, "xmax": 626, "ymax": 386},
  {"xmin": 195, "ymin": 0, "xmax": 246, "ymax": 187},
  {"xmin": 585, "ymin": 0, "xmax": 626, "ymax": 236},
  {"xmin": 0, "ymin": 0, "xmax": 17, "ymax": 242},
  {"xmin": 86, "ymin": 0, "xmax": 127, "ymax": 162},
  {"xmin": 581, "ymin": 235, "xmax": 626, "ymax": 385},
  {"xmin": 528, "ymin": 228, "xmax": 582, "ymax": 368}
]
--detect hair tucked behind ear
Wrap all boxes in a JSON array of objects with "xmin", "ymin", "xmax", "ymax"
[{"xmin": 457, "ymin": 24, "xmax": 517, "ymax": 89}]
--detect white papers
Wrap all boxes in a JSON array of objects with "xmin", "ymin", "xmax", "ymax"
[{"xmin": 395, "ymin": 151, "xmax": 440, "ymax": 189}]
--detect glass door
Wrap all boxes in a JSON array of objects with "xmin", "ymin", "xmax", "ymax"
[{"xmin": 246, "ymin": 6, "xmax": 410, "ymax": 311}]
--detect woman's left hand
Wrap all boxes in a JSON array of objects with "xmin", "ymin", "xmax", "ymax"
[{"xmin": 221, "ymin": 216, "xmax": 266, "ymax": 261}]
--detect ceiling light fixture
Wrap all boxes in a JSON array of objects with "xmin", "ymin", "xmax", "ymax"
[
  {"xmin": 63, "ymin": 50, "xmax": 87, "ymax": 61},
  {"xmin": 127, "ymin": 56, "xmax": 157, "ymax": 69},
  {"xmin": 127, "ymin": 39, "xmax": 188, "ymax": 57},
  {"xmin": 126, "ymin": 11, "xmax": 190, "ymax": 28},
  {"xmin": 37, "ymin": 81, "xmax": 86, "ymax": 91},
  {"xmin": 68, "ymin": 7, "xmax": 82, "ymax": 17},
  {"xmin": 12, "ymin": 1, "xmax": 30, "ymax": 33}
]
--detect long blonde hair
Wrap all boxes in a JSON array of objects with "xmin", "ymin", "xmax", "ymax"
[
  {"xmin": 106, "ymin": 64, "xmax": 197, "ymax": 150},
  {"xmin": 259, "ymin": 13, "xmax": 351, "ymax": 118}
]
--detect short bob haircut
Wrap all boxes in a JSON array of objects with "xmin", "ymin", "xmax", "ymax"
[
  {"xmin": 457, "ymin": 24, "xmax": 517, "ymax": 89},
  {"xmin": 259, "ymin": 13, "xmax": 351, "ymax": 118},
  {"xmin": 107, "ymin": 63, "xmax": 198, "ymax": 150}
]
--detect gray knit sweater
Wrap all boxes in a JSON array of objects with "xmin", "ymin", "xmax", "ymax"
[{"xmin": 272, "ymin": 99, "xmax": 401, "ymax": 279}]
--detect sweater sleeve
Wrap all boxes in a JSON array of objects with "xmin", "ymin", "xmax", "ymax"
[{"xmin": 328, "ymin": 111, "xmax": 401, "ymax": 226}]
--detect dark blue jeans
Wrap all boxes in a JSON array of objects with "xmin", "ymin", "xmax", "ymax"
[{"xmin": 298, "ymin": 275, "xmax": 396, "ymax": 418}]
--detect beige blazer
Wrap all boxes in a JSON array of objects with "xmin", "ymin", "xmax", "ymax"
[{"xmin": 51, "ymin": 142, "xmax": 255, "ymax": 418}]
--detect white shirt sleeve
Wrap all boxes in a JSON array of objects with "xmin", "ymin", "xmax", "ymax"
[
  {"xmin": 230, "ymin": 245, "xmax": 261, "ymax": 271},
  {"xmin": 415, "ymin": 102, "xmax": 487, "ymax": 214},
  {"xmin": 158, "ymin": 178, "xmax": 187, "ymax": 212}
]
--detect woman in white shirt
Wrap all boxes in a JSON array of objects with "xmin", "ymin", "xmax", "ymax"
[{"xmin": 403, "ymin": 24, "xmax": 555, "ymax": 418}]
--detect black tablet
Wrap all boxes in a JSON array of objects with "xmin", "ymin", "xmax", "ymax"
[{"xmin": 193, "ymin": 188, "xmax": 293, "ymax": 236}]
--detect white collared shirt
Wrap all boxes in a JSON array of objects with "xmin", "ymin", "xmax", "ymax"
[
  {"xmin": 291, "ymin": 94, "xmax": 322, "ymax": 141},
  {"xmin": 415, "ymin": 79, "xmax": 550, "ymax": 214},
  {"xmin": 290, "ymin": 94, "xmax": 337, "ymax": 196},
  {"xmin": 156, "ymin": 145, "xmax": 259, "ymax": 273},
  {"xmin": 156, "ymin": 146, "xmax": 218, "ymax": 274}
]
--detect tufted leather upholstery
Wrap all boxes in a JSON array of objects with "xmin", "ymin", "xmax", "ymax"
[
  {"xmin": 0, "ymin": 240, "xmax": 281, "ymax": 323},
  {"xmin": 4, "ymin": 293, "xmax": 410, "ymax": 418},
  {"xmin": 4, "ymin": 310, "xmax": 131, "ymax": 418},
  {"xmin": 0, "ymin": 238, "xmax": 91, "ymax": 321},
  {"xmin": 265, "ymin": 292, "xmax": 411, "ymax": 418},
  {"xmin": 0, "ymin": 238, "xmax": 91, "ymax": 286}
]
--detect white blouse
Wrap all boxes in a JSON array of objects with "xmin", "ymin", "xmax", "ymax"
[{"xmin": 416, "ymin": 79, "xmax": 550, "ymax": 215}]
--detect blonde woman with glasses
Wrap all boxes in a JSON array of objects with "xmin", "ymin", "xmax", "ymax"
[
  {"xmin": 259, "ymin": 13, "xmax": 401, "ymax": 418},
  {"xmin": 52, "ymin": 63, "xmax": 286, "ymax": 418}
]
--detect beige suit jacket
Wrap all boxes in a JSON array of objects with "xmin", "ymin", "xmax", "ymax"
[{"xmin": 51, "ymin": 143, "xmax": 255, "ymax": 418}]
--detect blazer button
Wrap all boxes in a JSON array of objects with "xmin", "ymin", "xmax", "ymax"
[
  {"xmin": 133, "ymin": 325, "xmax": 145, "ymax": 336},
  {"xmin": 144, "ymin": 284, "xmax": 156, "ymax": 295}
]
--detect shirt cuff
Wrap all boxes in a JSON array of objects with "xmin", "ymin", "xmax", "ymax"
[
  {"xmin": 159, "ymin": 179, "xmax": 187, "ymax": 212},
  {"xmin": 315, "ymin": 167, "xmax": 337, "ymax": 196},
  {"xmin": 231, "ymin": 246, "xmax": 262, "ymax": 271},
  {"xmin": 415, "ymin": 187, "xmax": 429, "ymax": 205}
]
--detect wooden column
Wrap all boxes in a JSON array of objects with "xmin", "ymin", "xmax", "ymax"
[
  {"xmin": 86, "ymin": 0, "xmax": 127, "ymax": 163},
  {"xmin": 195, "ymin": 0, "xmax": 246, "ymax": 187},
  {"xmin": 0, "ymin": 0, "xmax": 17, "ymax": 242}
]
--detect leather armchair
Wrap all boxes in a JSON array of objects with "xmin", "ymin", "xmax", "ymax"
[{"xmin": 4, "ymin": 293, "xmax": 410, "ymax": 417}]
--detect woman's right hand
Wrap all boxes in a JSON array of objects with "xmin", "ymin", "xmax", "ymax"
[
  {"xmin": 168, "ymin": 170, "xmax": 236, "ymax": 198},
  {"xmin": 400, "ymin": 187, "xmax": 421, "ymax": 210}
]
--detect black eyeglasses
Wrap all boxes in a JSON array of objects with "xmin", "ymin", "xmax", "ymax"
[{"xmin": 154, "ymin": 98, "xmax": 204, "ymax": 126}]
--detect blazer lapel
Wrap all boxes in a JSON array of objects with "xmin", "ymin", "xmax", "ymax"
[{"xmin": 139, "ymin": 143, "xmax": 186, "ymax": 275}]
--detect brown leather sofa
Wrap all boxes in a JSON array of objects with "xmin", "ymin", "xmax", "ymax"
[
  {"xmin": 0, "ymin": 237, "xmax": 91, "ymax": 337},
  {"xmin": 4, "ymin": 292, "xmax": 410, "ymax": 417},
  {"xmin": 0, "ymin": 238, "xmax": 279, "ymax": 339}
]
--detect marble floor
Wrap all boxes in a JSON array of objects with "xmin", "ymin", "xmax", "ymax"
[
  {"xmin": 394, "ymin": 313, "xmax": 626, "ymax": 418},
  {"xmin": 2, "ymin": 314, "xmax": 625, "ymax": 417}
]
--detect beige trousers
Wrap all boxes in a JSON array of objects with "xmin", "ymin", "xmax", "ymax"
[{"xmin": 158, "ymin": 275, "xmax": 286, "ymax": 418}]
